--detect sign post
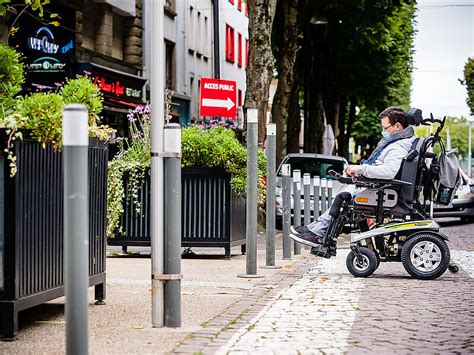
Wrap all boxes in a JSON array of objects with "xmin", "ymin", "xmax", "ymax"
[{"xmin": 199, "ymin": 78, "xmax": 237, "ymax": 118}]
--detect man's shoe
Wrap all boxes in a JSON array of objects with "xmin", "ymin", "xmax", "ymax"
[
  {"xmin": 290, "ymin": 225, "xmax": 309, "ymax": 236},
  {"xmin": 289, "ymin": 229, "xmax": 323, "ymax": 248}
]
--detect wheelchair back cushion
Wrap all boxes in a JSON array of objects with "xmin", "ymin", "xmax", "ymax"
[{"xmin": 396, "ymin": 137, "xmax": 424, "ymax": 202}]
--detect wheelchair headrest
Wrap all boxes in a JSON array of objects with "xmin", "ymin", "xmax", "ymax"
[{"xmin": 407, "ymin": 108, "xmax": 423, "ymax": 126}]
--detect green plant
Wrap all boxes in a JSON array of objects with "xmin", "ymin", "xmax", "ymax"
[
  {"xmin": 61, "ymin": 76, "xmax": 104, "ymax": 126},
  {"xmin": 107, "ymin": 105, "xmax": 151, "ymax": 238},
  {"xmin": 0, "ymin": 43, "xmax": 25, "ymax": 118},
  {"xmin": 15, "ymin": 92, "xmax": 64, "ymax": 149}
]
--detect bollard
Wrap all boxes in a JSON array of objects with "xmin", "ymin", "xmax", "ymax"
[
  {"xmin": 313, "ymin": 176, "xmax": 321, "ymax": 221},
  {"xmin": 292, "ymin": 170, "xmax": 302, "ymax": 255},
  {"xmin": 63, "ymin": 104, "xmax": 89, "ymax": 355},
  {"xmin": 282, "ymin": 164, "xmax": 292, "ymax": 260},
  {"xmin": 163, "ymin": 124, "xmax": 182, "ymax": 327},
  {"xmin": 261, "ymin": 124, "xmax": 281, "ymax": 269},
  {"xmin": 321, "ymin": 178, "xmax": 327, "ymax": 213},
  {"xmin": 327, "ymin": 179, "xmax": 333, "ymax": 207},
  {"xmin": 303, "ymin": 173, "xmax": 311, "ymax": 250},
  {"xmin": 238, "ymin": 109, "xmax": 263, "ymax": 278}
]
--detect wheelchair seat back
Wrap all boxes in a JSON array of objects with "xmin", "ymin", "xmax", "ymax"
[{"xmin": 395, "ymin": 137, "xmax": 424, "ymax": 203}]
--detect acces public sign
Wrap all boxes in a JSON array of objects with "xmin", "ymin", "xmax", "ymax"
[{"xmin": 199, "ymin": 78, "xmax": 237, "ymax": 118}]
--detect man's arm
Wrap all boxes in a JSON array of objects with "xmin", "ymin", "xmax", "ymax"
[{"xmin": 349, "ymin": 147, "xmax": 407, "ymax": 180}]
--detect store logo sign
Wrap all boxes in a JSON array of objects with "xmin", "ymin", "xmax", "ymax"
[
  {"xmin": 27, "ymin": 26, "xmax": 74, "ymax": 54},
  {"xmin": 93, "ymin": 76, "xmax": 142, "ymax": 99},
  {"xmin": 26, "ymin": 56, "xmax": 66, "ymax": 72}
]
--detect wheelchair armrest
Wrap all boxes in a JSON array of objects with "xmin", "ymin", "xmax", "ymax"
[{"xmin": 354, "ymin": 176, "xmax": 413, "ymax": 187}]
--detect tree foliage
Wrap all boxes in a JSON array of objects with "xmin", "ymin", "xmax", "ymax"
[{"xmin": 462, "ymin": 57, "xmax": 474, "ymax": 115}]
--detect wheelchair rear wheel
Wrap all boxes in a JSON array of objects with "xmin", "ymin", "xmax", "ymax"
[
  {"xmin": 346, "ymin": 247, "xmax": 378, "ymax": 278},
  {"xmin": 401, "ymin": 232, "xmax": 450, "ymax": 280}
]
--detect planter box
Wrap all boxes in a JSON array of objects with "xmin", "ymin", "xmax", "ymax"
[
  {"xmin": 108, "ymin": 167, "xmax": 246, "ymax": 258},
  {"xmin": 0, "ymin": 137, "xmax": 107, "ymax": 339}
]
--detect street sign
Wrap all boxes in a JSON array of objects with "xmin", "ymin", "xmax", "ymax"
[{"xmin": 199, "ymin": 78, "xmax": 237, "ymax": 118}]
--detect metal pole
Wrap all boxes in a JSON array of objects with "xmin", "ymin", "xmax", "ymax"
[
  {"xmin": 238, "ymin": 109, "xmax": 263, "ymax": 278},
  {"xmin": 150, "ymin": 0, "xmax": 165, "ymax": 327},
  {"xmin": 468, "ymin": 121, "xmax": 472, "ymax": 177},
  {"xmin": 321, "ymin": 178, "xmax": 327, "ymax": 213},
  {"xmin": 327, "ymin": 179, "xmax": 333, "ymax": 207},
  {"xmin": 261, "ymin": 123, "xmax": 280, "ymax": 269},
  {"xmin": 211, "ymin": 0, "xmax": 220, "ymax": 79},
  {"xmin": 303, "ymin": 173, "xmax": 311, "ymax": 250},
  {"xmin": 313, "ymin": 176, "xmax": 320, "ymax": 221},
  {"xmin": 163, "ymin": 124, "xmax": 182, "ymax": 327},
  {"xmin": 292, "ymin": 170, "xmax": 302, "ymax": 255},
  {"xmin": 282, "ymin": 164, "xmax": 292, "ymax": 260},
  {"xmin": 63, "ymin": 104, "xmax": 89, "ymax": 355}
]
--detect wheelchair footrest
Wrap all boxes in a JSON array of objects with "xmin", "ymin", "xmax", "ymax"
[{"xmin": 310, "ymin": 243, "xmax": 337, "ymax": 259}]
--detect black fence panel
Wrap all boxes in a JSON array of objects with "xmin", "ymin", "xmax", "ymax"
[
  {"xmin": 0, "ymin": 137, "xmax": 107, "ymax": 339},
  {"xmin": 109, "ymin": 167, "xmax": 246, "ymax": 257}
]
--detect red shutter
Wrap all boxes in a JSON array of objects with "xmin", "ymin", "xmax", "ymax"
[
  {"xmin": 238, "ymin": 0, "xmax": 242, "ymax": 11},
  {"xmin": 245, "ymin": 39, "xmax": 249, "ymax": 68},
  {"xmin": 245, "ymin": 2, "xmax": 249, "ymax": 16},
  {"xmin": 237, "ymin": 33, "xmax": 242, "ymax": 67},
  {"xmin": 226, "ymin": 24, "xmax": 235, "ymax": 63}
]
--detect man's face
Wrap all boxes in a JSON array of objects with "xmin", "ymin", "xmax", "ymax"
[{"xmin": 381, "ymin": 116, "xmax": 402, "ymax": 134}]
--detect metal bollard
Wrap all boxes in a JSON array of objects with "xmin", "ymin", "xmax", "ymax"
[
  {"xmin": 303, "ymin": 173, "xmax": 311, "ymax": 250},
  {"xmin": 313, "ymin": 176, "xmax": 321, "ymax": 221},
  {"xmin": 321, "ymin": 178, "xmax": 327, "ymax": 213},
  {"xmin": 63, "ymin": 104, "xmax": 89, "ymax": 355},
  {"xmin": 238, "ymin": 109, "xmax": 263, "ymax": 278},
  {"xmin": 163, "ymin": 124, "xmax": 182, "ymax": 327},
  {"xmin": 327, "ymin": 179, "xmax": 333, "ymax": 207},
  {"xmin": 282, "ymin": 164, "xmax": 292, "ymax": 260},
  {"xmin": 292, "ymin": 170, "xmax": 302, "ymax": 255},
  {"xmin": 261, "ymin": 124, "xmax": 281, "ymax": 269}
]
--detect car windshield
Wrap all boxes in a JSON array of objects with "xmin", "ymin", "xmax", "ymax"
[{"xmin": 277, "ymin": 157, "xmax": 346, "ymax": 179}]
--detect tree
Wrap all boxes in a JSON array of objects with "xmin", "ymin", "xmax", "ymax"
[
  {"xmin": 245, "ymin": 0, "xmax": 277, "ymax": 144},
  {"xmin": 271, "ymin": 0, "xmax": 302, "ymax": 163},
  {"xmin": 462, "ymin": 57, "xmax": 474, "ymax": 115}
]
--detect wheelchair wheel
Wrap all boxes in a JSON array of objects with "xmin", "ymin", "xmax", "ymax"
[
  {"xmin": 346, "ymin": 247, "xmax": 378, "ymax": 278},
  {"xmin": 401, "ymin": 232, "xmax": 450, "ymax": 280}
]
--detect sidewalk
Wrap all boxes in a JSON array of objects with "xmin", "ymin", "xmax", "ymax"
[{"xmin": 0, "ymin": 229, "xmax": 315, "ymax": 354}]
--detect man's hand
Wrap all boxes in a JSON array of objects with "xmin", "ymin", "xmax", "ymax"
[{"xmin": 345, "ymin": 166, "xmax": 356, "ymax": 177}]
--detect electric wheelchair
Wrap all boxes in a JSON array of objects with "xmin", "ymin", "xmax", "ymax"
[{"xmin": 311, "ymin": 108, "xmax": 459, "ymax": 280}]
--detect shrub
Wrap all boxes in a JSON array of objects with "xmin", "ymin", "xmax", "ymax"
[{"xmin": 0, "ymin": 44, "xmax": 25, "ymax": 118}]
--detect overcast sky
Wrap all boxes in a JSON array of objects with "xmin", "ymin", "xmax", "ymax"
[{"xmin": 411, "ymin": 0, "xmax": 474, "ymax": 118}]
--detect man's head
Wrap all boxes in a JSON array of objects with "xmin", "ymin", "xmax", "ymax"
[{"xmin": 378, "ymin": 107, "xmax": 408, "ymax": 136}]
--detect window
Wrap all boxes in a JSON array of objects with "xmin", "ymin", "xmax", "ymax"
[
  {"xmin": 229, "ymin": 0, "xmax": 234, "ymax": 4},
  {"xmin": 225, "ymin": 24, "xmax": 235, "ymax": 63},
  {"xmin": 238, "ymin": 0, "xmax": 242, "ymax": 11},
  {"xmin": 165, "ymin": 41, "xmax": 175, "ymax": 89},
  {"xmin": 112, "ymin": 13, "xmax": 124, "ymax": 60},
  {"xmin": 237, "ymin": 32, "xmax": 242, "ymax": 67},
  {"xmin": 238, "ymin": 89, "xmax": 242, "ymax": 107},
  {"xmin": 245, "ymin": 38, "xmax": 249, "ymax": 68},
  {"xmin": 188, "ymin": 6, "xmax": 195, "ymax": 51}
]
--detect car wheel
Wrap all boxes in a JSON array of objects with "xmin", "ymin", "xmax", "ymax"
[
  {"xmin": 401, "ymin": 233, "xmax": 450, "ymax": 280},
  {"xmin": 346, "ymin": 247, "xmax": 378, "ymax": 278}
]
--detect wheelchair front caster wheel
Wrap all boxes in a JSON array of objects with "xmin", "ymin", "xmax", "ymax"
[
  {"xmin": 448, "ymin": 264, "xmax": 459, "ymax": 274},
  {"xmin": 346, "ymin": 247, "xmax": 377, "ymax": 278}
]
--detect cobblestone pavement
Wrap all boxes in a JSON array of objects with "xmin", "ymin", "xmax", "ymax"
[{"xmin": 175, "ymin": 221, "xmax": 474, "ymax": 354}]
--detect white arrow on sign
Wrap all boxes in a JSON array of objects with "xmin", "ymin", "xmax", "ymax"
[{"xmin": 202, "ymin": 97, "xmax": 235, "ymax": 111}]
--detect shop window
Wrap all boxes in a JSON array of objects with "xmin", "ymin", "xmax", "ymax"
[
  {"xmin": 165, "ymin": 40, "xmax": 176, "ymax": 90},
  {"xmin": 237, "ymin": 33, "xmax": 242, "ymax": 67},
  {"xmin": 238, "ymin": 0, "xmax": 242, "ymax": 11},
  {"xmin": 225, "ymin": 24, "xmax": 235, "ymax": 63}
]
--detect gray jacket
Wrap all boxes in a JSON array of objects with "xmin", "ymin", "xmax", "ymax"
[{"xmin": 351, "ymin": 136, "xmax": 416, "ymax": 180}]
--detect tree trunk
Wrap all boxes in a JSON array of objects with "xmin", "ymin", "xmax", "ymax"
[
  {"xmin": 245, "ymin": 0, "xmax": 277, "ymax": 144},
  {"xmin": 272, "ymin": 0, "xmax": 301, "ymax": 164},
  {"xmin": 286, "ymin": 79, "xmax": 301, "ymax": 155},
  {"xmin": 336, "ymin": 95, "xmax": 347, "ymax": 158}
]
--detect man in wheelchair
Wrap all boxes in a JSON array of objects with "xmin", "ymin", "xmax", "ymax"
[
  {"xmin": 290, "ymin": 107, "xmax": 460, "ymax": 279},
  {"xmin": 290, "ymin": 106, "xmax": 416, "ymax": 248}
]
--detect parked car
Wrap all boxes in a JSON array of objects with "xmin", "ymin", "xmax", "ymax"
[
  {"xmin": 274, "ymin": 153, "xmax": 349, "ymax": 229},
  {"xmin": 432, "ymin": 169, "xmax": 474, "ymax": 222}
]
